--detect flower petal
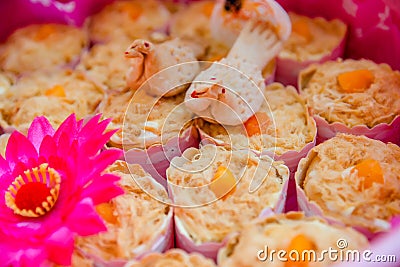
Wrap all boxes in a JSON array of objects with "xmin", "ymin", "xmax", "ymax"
[
  {"xmin": 0, "ymin": 155, "xmax": 11, "ymax": 178},
  {"xmin": 0, "ymin": 203, "xmax": 19, "ymax": 223},
  {"xmin": 80, "ymin": 148, "xmax": 122, "ymax": 183},
  {"xmin": 27, "ymin": 116, "xmax": 55, "ymax": 151},
  {"xmin": 45, "ymin": 227, "xmax": 74, "ymax": 266},
  {"xmin": 53, "ymin": 114, "xmax": 77, "ymax": 145},
  {"xmin": 0, "ymin": 114, "xmax": 124, "ymax": 266},
  {"xmin": 65, "ymin": 198, "xmax": 107, "ymax": 236},
  {"xmin": 5, "ymin": 131, "xmax": 38, "ymax": 169},
  {"xmin": 55, "ymin": 132, "xmax": 73, "ymax": 159},
  {"xmin": 11, "ymin": 160, "xmax": 38, "ymax": 179},
  {"xmin": 80, "ymin": 128, "xmax": 118, "ymax": 157},
  {"xmin": 38, "ymin": 135, "xmax": 57, "ymax": 160},
  {"xmin": 81, "ymin": 173, "xmax": 124, "ymax": 205},
  {"xmin": 77, "ymin": 115, "xmax": 116, "ymax": 156},
  {"xmin": 0, "ymin": 233, "xmax": 47, "ymax": 267},
  {"xmin": 79, "ymin": 115, "xmax": 107, "ymax": 139},
  {"xmin": 16, "ymin": 249, "xmax": 47, "ymax": 267},
  {"xmin": 79, "ymin": 114, "xmax": 102, "ymax": 136}
]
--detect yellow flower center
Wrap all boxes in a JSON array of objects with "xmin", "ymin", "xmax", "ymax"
[{"xmin": 5, "ymin": 163, "xmax": 61, "ymax": 218}]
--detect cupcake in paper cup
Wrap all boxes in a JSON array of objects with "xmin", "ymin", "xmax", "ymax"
[
  {"xmin": 0, "ymin": 68, "xmax": 104, "ymax": 134},
  {"xmin": 99, "ymin": 87, "xmax": 198, "ymax": 187},
  {"xmin": 276, "ymin": 12, "xmax": 347, "ymax": 86},
  {"xmin": 196, "ymin": 82, "xmax": 316, "ymax": 173},
  {"xmin": 87, "ymin": 0, "xmax": 171, "ymax": 43},
  {"xmin": 76, "ymin": 161, "xmax": 173, "ymax": 267},
  {"xmin": 167, "ymin": 144, "xmax": 289, "ymax": 260},
  {"xmin": 217, "ymin": 212, "xmax": 369, "ymax": 267},
  {"xmin": 0, "ymin": 23, "xmax": 88, "ymax": 74},
  {"xmin": 296, "ymin": 134, "xmax": 400, "ymax": 238},
  {"xmin": 124, "ymin": 249, "xmax": 217, "ymax": 267},
  {"xmin": 299, "ymin": 59, "xmax": 400, "ymax": 144}
]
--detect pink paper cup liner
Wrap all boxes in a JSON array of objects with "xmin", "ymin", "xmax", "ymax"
[
  {"xmin": 174, "ymin": 215, "xmax": 230, "ymax": 262},
  {"xmin": 275, "ymin": 26, "xmax": 347, "ymax": 87},
  {"xmin": 314, "ymin": 115, "xmax": 400, "ymax": 145},
  {"xmin": 263, "ymin": 59, "xmax": 277, "ymax": 85},
  {"xmin": 296, "ymin": 178, "xmax": 386, "ymax": 240},
  {"xmin": 123, "ymin": 126, "xmax": 199, "ymax": 188},
  {"xmin": 260, "ymin": 138, "xmax": 316, "ymax": 174},
  {"xmin": 285, "ymin": 173, "xmax": 299, "ymax": 212}
]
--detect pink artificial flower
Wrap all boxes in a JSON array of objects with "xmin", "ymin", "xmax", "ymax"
[{"xmin": 0, "ymin": 114, "xmax": 123, "ymax": 267}]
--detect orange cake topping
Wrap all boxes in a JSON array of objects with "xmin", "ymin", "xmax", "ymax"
[
  {"xmin": 352, "ymin": 158, "xmax": 384, "ymax": 190},
  {"xmin": 209, "ymin": 166, "xmax": 236, "ymax": 200},
  {"xmin": 244, "ymin": 112, "xmax": 270, "ymax": 137},
  {"xmin": 34, "ymin": 24, "xmax": 56, "ymax": 41},
  {"xmin": 118, "ymin": 2, "xmax": 143, "ymax": 20},
  {"xmin": 292, "ymin": 19, "xmax": 312, "ymax": 42},
  {"xmin": 337, "ymin": 69, "xmax": 374, "ymax": 93},
  {"xmin": 202, "ymin": 2, "xmax": 215, "ymax": 17},
  {"xmin": 45, "ymin": 85, "xmax": 66, "ymax": 97},
  {"xmin": 285, "ymin": 234, "xmax": 316, "ymax": 267},
  {"xmin": 96, "ymin": 203, "xmax": 117, "ymax": 224}
]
